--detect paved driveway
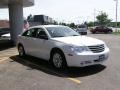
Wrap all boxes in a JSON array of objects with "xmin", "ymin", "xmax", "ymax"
[{"xmin": 0, "ymin": 34, "xmax": 120, "ymax": 90}]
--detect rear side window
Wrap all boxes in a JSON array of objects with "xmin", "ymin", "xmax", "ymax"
[
  {"xmin": 22, "ymin": 28, "xmax": 38, "ymax": 38},
  {"xmin": 22, "ymin": 30, "xmax": 29, "ymax": 36}
]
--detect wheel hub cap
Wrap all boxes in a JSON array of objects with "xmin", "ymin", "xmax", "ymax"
[
  {"xmin": 53, "ymin": 53, "xmax": 62, "ymax": 68},
  {"xmin": 19, "ymin": 47, "xmax": 23, "ymax": 56}
]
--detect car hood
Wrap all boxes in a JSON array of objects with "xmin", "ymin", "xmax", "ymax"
[{"xmin": 51, "ymin": 36, "xmax": 104, "ymax": 46}]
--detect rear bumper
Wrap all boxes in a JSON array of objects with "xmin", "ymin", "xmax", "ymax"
[{"xmin": 65, "ymin": 48, "xmax": 109, "ymax": 67}]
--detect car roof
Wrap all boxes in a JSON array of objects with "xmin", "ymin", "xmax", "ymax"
[{"xmin": 29, "ymin": 25, "xmax": 66, "ymax": 29}]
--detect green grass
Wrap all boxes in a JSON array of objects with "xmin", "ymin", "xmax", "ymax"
[{"xmin": 113, "ymin": 32, "xmax": 120, "ymax": 35}]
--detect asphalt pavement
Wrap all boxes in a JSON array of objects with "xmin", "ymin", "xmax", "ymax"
[{"xmin": 0, "ymin": 33, "xmax": 120, "ymax": 90}]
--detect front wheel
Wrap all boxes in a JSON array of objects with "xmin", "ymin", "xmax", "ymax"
[
  {"xmin": 91, "ymin": 31, "xmax": 96, "ymax": 34},
  {"xmin": 51, "ymin": 50, "xmax": 67, "ymax": 69}
]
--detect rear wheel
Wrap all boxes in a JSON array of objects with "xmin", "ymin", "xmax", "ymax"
[
  {"xmin": 51, "ymin": 50, "xmax": 67, "ymax": 69},
  {"xmin": 18, "ymin": 45, "xmax": 25, "ymax": 57}
]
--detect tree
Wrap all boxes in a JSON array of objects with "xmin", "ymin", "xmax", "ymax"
[
  {"xmin": 86, "ymin": 21, "xmax": 94, "ymax": 27},
  {"xmin": 59, "ymin": 22, "xmax": 67, "ymax": 26},
  {"xmin": 69, "ymin": 23, "xmax": 76, "ymax": 28},
  {"xmin": 59, "ymin": 22, "xmax": 77, "ymax": 28},
  {"xmin": 96, "ymin": 12, "xmax": 111, "ymax": 26},
  {"xmin": 54, "ymin": 21, "xmax": 58, "ymax": 25}
]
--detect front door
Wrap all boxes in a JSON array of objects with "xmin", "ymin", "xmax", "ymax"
[{"xmin": 33, "ymin": 28, "xmax": 50, "ymax": 60}]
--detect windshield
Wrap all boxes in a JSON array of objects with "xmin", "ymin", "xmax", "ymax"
[
  {"xmin": 78, "ymin": 25, "xmax": 86, "ymax": 28},
  {"xmin": 46, "ymin": 26, "xmax": 80, "ymax": 38}
]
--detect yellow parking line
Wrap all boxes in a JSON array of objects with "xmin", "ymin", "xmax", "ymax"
[
  {"xmin": 67, "ymin": 78, "xmax": 81, "ymax": 84},
  {"xmin": 0, "ymin": 56, "xmax": 81, "ymax": 84},
  {"xmin": 17, "ymin": 57, "xmax": 82, "ymax": 84},
  {"xmin": 0, "ymin": 57, "xmax": 9, "ymax": 63},
  {"xmin": 47, "ymin": 69, "xmax": 81, "ymax": 84},
  {"xmin": 50, "ymin": 70, "xmax": 82, "ymax": 84},
  {"xmin": 44, "ymin": 68, "xmax": 82, "ymax": 84}
]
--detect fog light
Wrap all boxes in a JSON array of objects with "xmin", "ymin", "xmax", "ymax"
[
  {"xmin": 68, "ymin": 54, "xmax": 73, "ymax": 56},
  {"xmin": 80, "ymin": 62, "xmax": 84, "ymax": 65}
]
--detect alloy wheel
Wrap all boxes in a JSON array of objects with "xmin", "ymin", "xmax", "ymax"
[{"xmin": 53, "ymin": 53, "xmax": 63, "ymax": 68}]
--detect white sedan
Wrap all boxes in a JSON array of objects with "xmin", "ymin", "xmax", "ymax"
[{"xmin": 17, "ymin": 25, "xmax": 109, "ymax": 69}]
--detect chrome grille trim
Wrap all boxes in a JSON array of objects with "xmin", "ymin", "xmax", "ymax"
[{"xmin": 88, "ymin": 44, "xmax": 105, "ymax": 53}]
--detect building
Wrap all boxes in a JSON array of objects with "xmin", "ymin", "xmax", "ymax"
[
  {"xmin": 0, "ymin": 0, "xmax": 34, "ymax": 44},
  {"xmin": 0, "ymin": 20, "xmax": 9, "ymax": 28},
  {"xmin": 28, "ymin": 15, "xmax": 56, "ymax": 26}
]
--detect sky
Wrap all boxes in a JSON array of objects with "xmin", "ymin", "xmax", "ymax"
[{"xmin": 0, "ymin": 0, "xmax": 119, "ymax": 24}]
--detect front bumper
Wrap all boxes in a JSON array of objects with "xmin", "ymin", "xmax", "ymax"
[{"xmin": 65, "ymin": 48, "xmax": 109, "ymax": 67}]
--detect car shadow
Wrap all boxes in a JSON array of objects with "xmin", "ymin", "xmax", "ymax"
[
  {"xmin": 91, "ymin": 32, "xmax": 112, "ymax": 34},
  {"xmin": 0, "ymin": 39, "xmax": 14, "ymax": 51},
  {"xmin": 10, "ymin": 55, "xmax": 106, "ymax": 78}
]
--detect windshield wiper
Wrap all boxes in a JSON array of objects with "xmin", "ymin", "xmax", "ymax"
[
  {"xmin": 54, "ymin": 36, "xmax": 64, "ymax": 37},
  {"xmin": 72, "ymin": 35, "xmax": 79, "ymax": 36}
]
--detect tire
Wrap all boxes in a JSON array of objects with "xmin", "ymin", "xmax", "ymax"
[
  {"xmin": 18, "ymin": 45, "xmax": 25, "ymax": 57},
  {"xmin": 92, "ymin": 32, "xmax": 95, "ymax": 34},
  {"xmin": 108, "ymin": 30, "xmax": 112, "ymax": 34},
  {"xmin": 51, "ymin": 50, "xmax": 67, "ymax": 69}
]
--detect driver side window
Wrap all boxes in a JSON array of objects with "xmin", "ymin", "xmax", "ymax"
[{"xmin": 36, "ymin": 28, "xmax": 48, "ymax": 39}]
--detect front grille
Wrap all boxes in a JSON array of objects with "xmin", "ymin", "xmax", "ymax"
[{"xmin": 88, "ymin": 44, "xmax": 105, "ymax": 53}]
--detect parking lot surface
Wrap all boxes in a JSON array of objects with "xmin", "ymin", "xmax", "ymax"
[{"xmin": 0, "ymin": 34, "xmax": 120, "ymax": 90}]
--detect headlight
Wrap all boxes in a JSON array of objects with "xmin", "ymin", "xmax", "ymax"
[
  {"xmin": 69, "ymin": 46, "xmax": 89, "ymax": 53},
  {"xmin": 104, "ymin": 43, "xmax": 108, "ymax": 48}
]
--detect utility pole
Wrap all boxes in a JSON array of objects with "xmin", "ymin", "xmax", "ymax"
[
  {"xmin": 93, "ymin": 9, "xmax": 96, "ymax": 27},
  {"xmin": 114, "ymin": 0, "xmax": 118, "ymax": 32}
]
